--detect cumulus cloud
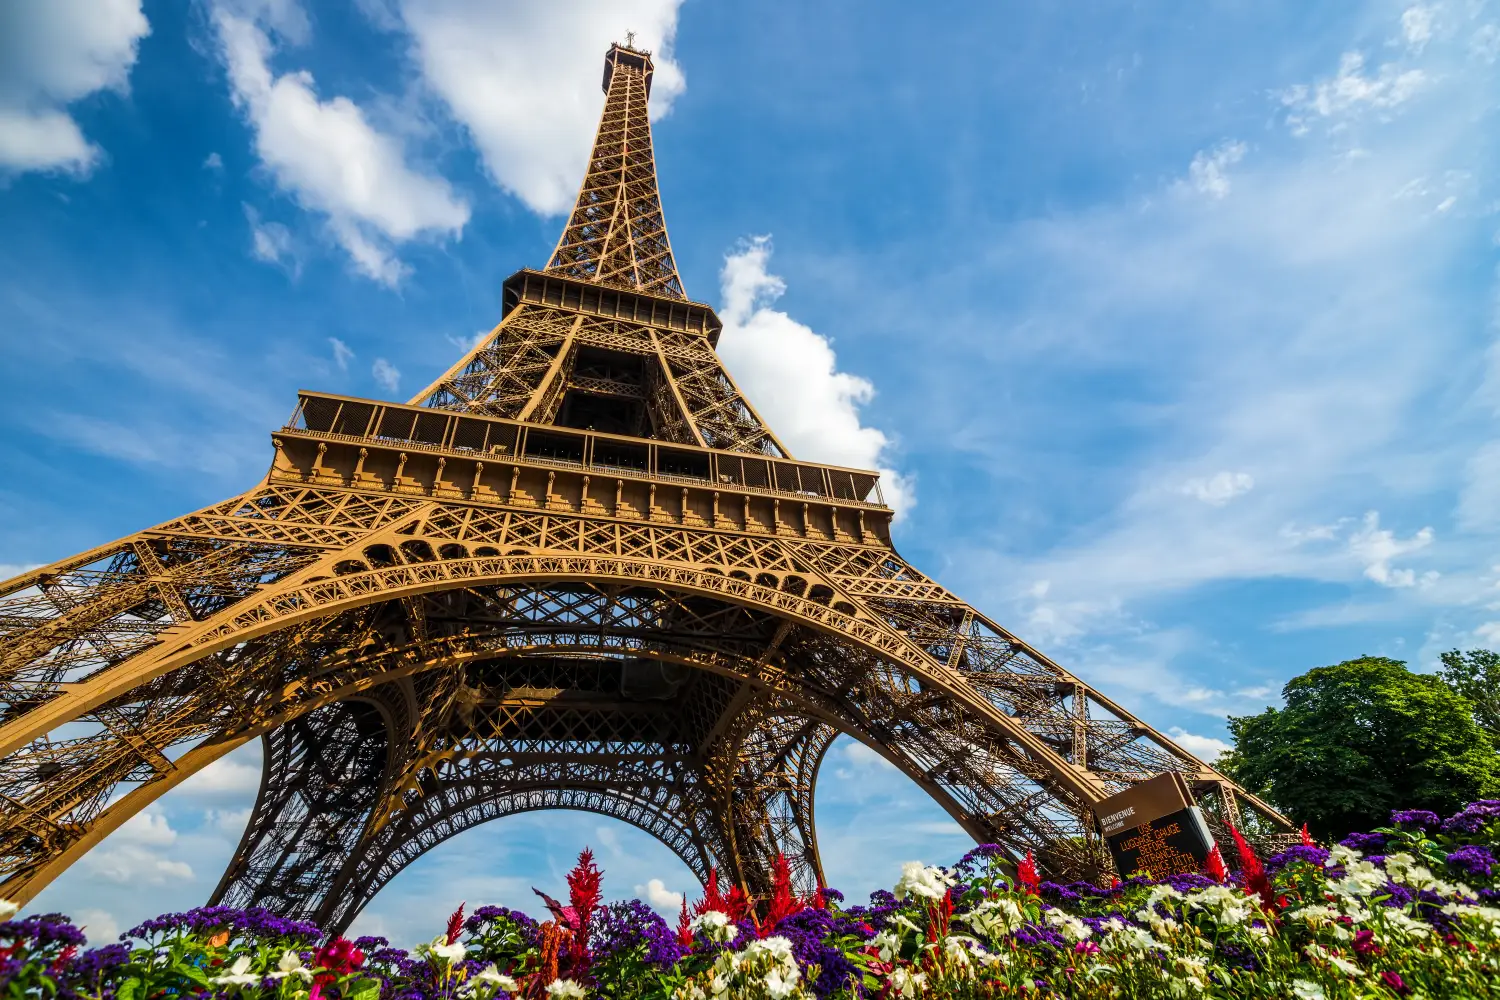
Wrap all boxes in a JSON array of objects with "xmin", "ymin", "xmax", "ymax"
[
  {"xmin": 1186, "ymin": 141, "xmax": 1247, "ymax": 200},
  {"xmin": 717, "ymin": 237, "xmax": 915, "ymax": 516},
  {"xmin": 1167, "ymin": 727, "xmax": 1232, "ymax": 762},
  {"xmin": 1180, "ymin": 471, "xmax": 1255, "ymax": 506},
  {"xmin": 1348, "ymin": 511, "xmax": 1433, "ymax": 588},
  {"xmin": 86, "ymin": 845, "xmax": 194, "ymax": 885},
  {"xmin": 116, "ymin": 810, "xmax": 178, "ymax": 847},
  {"xmin": 377, "ymin": 0, "xmax": 688, "ymax": 214},
  {"xmin": 178, "ymin": 755, "xmax": 261, "ymax": 796},
  {"xmin": 83, "ymin": 809, "xmax": 193, "ymax": 886},
  {"xmin": 634, "ymin": 877, "xmax": 683, "ymax": 913},
  {"xmin": 206, "ymin": 806, "xmax": 253, "ymax": 834},
  {"xmin": 74, "ymin": 908, "xmax": 121, "ymax": 944},
  {"xmin": 211, "ymin": 1, "xmax": 469, "ymax": 284},
  {"xmin": 372, "ymin": 358, "xmax": 401, "ymax": 392},
  {"xmin": 0, "ymin": 0, "xmax": 150, "ymax": 174}
]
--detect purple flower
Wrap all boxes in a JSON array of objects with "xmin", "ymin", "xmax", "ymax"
[
  {"xmin": 1442, "ymin": 800, "xmax": 1500, "ymax": 836},
  {"xmin": 1446, "ymin": 845, "xmax": 1496, "ymax": 878},
  {"xmin": 1266, "ymin": 845, "xmax": 1330, "ymax": 874},
  {"xmin": 1389, "ymin": 809, "xmax": 1441, "ymax": 831},
  {"xmin": 0, "ymin": 915, "xmax": 87, "ymax": 948},
  {"xmin": 1339, "ymin": 831, "xmax": 1387, "ymax": 853},
  {"xmin": 591, "ymin": 900, "xmax": 683, "ymax": 970}
]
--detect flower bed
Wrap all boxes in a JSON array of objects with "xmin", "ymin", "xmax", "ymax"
[{"xmin": 8, "ymin": 801, "xmax": 1500, "ymax": 998}]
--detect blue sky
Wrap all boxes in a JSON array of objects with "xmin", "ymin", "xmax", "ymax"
[{"xmin": 3, "ymin": 0, "xmax": 1499, "ymax": 947}]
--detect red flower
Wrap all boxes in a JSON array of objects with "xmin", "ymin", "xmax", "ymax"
[
  {"xmin": 445, "ymin": 902, "xmax": 466, "ymax": 946},
  {"xmin": 676, "ymin": 897, "xmax": 693, "ymax": 949},
  {"xmin": 761, "ymin": 854, "xmax": 804, "ymax": 933},
  {"xmin": 314, "ymin": 937, "xmax": 366, "ymax": 976},
  {"xmin": 1229, "ymin": 825, "xmax": 1275, "ymax": 910},
  {"xmin": 1203, "ymin": 844, "xmax": 1228, "ymax": 883},
  {"xmin": 50, "ymin": 945, "xmax": 77, "ymax": 973},
  {"xmin": 693, "ymin": 867, "xmax": 751, "ymax": 923},
  {"xmin": 1017, "ymin": 851, "xmax": 1041, "ymax": 894},
  {"xmin": 566, "ymin": 848, "xmax": 604, "ymax": 944},
  {"xmin": 1300, "ymin": 823, "xmax": 1314, "ymax": 847},
  {"xmin": 1353, "ymin": 929, "xmax": 1381, "ymax": 956},
  {"xmin": 1381, "ymin": 970, "xmax": 1410, "ymax": 995}
]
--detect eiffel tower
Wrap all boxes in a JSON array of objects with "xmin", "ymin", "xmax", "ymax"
[{"xmin": 0, "ymin": 42, "xmax": 1288, "ymax": 929}]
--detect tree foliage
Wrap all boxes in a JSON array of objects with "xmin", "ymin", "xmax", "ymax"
[
  {"xmin": 1439, "ymin": 647, "xmax": 1500, "ymax": 746},
  {"xmin": 1220, "ymin": 655, "xmax": 1500, "ymax": 839}
]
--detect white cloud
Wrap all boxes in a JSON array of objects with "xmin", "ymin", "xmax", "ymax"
[
  {"xmin": 717, "ymin": 237, "xmax": 915, "ymax": 516},
  {"xmin": 373, "ymin": 358, "xmax": 401, "ymax": 392},
  {"xmin": 0, "ymin": 0, "xmax": 149, "ymax": 174},
  {"xmin": 178, "ymin": 755, "xmax": 262, "ymax": 796},
  {"xmin": 634, "ymin": 877, "xmax": 682, "ymax": 913},
  {"xmin": 85, "ymin": 844, "xmax": 194, "ymax": 885},
  {"xmin": 1281, "ymin": 52, "xmax": 1426, "ymax": 133},
  {"xmin": 329, "ymin": 337, "xmax": 355, "ymax": 371},
  {"xmin": 115, "ymin": 809, "xmax": 177, "ymax": 847},
  {"xmin": 1167, "ymin": 727, "xmax": 1231, "ymax": 762},
  {"xmin": 1348, "ymin": 511, "xmax": 1433, "ymax": 588},
  {"xmin": 384, "ymin": 0, "xmax": 688, "ymax": 214},
  {"xmin": 244, "ymin": 203, "xmax": 295, "ymax": 271},
  {"xmin": 74, "ymin": 908, "xmax": 121, "ymax": 945},
  {"xmin": 82, "ymin": 809, "xmax": 193, "ymax": 886},
  {"xmin": 1181, "ymin": 471, "xmax": 1254, "ymax": 506},
  {"xmin": 204, "ymin": 151, "xmax": 224, "ymax": 171},
  {"xmin": 1186, "ymin": 141, "xmax": 1247, "ymax": 200},
  {"xmin": 1477, "ymin": 621, "xmax": 1500, "ymax": 644},
  {"xmin": 842, "ymin": 741, "xmax": 895, "ymax": 770},
  {"xmin": 1402, "ymin": 5, "xmax": 1436, "ymax": 53},
  {"xmin": 211, "ymin": 2, "xmax": 469, "ymax": 284},
  {"xmin": 205, "ymin": 807, "xmax": 252, "ymax": 835}
]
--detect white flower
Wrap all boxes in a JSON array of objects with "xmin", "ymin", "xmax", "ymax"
[
  {"xmin": 1043, "ymin": 909, "xmax": 1091, "ymax": 942},
  {"xmin": 889, "ymin": 914, "xmax": 924, "ymax": 936},
  {"xmin": 893, "ymin": 862, "xmax": 954, "ymax": 901},
  {"xmin": 764, "ymin": 968, "xmax": 799, "ymax": 1000},
  {"xmin": 1291, "ymin": 981, "xmax": 1326, "ymax": 1000},
  {"xmin": 210, "ymin": 956, "xmax": 260, "ymax": 988},
  {"xmin": 427, "ymin": 936, "xmax": 468, "ymax": 964},
  {"xmin": 1383, "ymin": 910, "xmax": 1433, "ymax": 941},
  {"xmin": 941, "ymin": 935, "xmax": 976, "ymax": 974},
  {"xmin": 0, "ymin": 901, "xmax": 17, "ymax": 921},
  {"xmin": 1185, "ymin": 885, "xmax": 1254, "ymax": 927},
  {"xmin": 871, "ymin": 930, "xmax": 901, "ymax": 962},
  {"xmin": 888, "ymin": 967, "xmax": 926, "ymax": 999},
  {"xmin": 1144, "ymin": 884, "xmax": 1184, "ymax": 907},
  {"xmin": 270, "ymin": 950, "xmax": 314, "ymax": 982},
  {"xmin": 1101, "ymin": 923, "xmax": 1163, "ymax": 954},
  {"xmin": 463, "ymin": 965, "xmax": 518, "ymax": 996},
  {"xmin": 959, "ymin": 898, "xmax": 1025, "ymax": 938},
  {"xmin": 1326, "ymin": 844, "xmax": 1361, "ymax": 868},
  {"xmin": 545, "ymin": 980, "xmax": 586, "ymax": 1000},
  {"xmin": 689, "ymin": 910, "xmax": 739, "ymax": 944}
]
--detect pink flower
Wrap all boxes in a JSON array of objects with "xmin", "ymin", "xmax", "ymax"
[{"xmin": 1381, "ymin": 970, "xmax": 1410, "ymax": 995}]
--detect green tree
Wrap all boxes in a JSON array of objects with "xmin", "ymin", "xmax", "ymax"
[
  {"xmin": 1220, "ymin": 656, "xmax": 1500, "ymax": 840},
  {"xmin": 1439, "ymin": 647, "xmax": 1500, "ymax": 746}
]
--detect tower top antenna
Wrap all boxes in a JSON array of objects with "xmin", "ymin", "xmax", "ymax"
[{"xmin": 624, "ymin": 30, "xmax": 636, "ymax": 48}]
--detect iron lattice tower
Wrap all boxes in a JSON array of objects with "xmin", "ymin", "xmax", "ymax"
[{"xmin": 0, "ymin": 43, "xmax": 1289, "ymax": 929}]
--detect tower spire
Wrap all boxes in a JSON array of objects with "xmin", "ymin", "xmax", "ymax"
[{"xmin": 546, "ymin": 43, "xmax": 685, "ymax": 299}]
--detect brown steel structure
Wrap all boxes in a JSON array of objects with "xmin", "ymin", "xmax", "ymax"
[{"xmin": 0, "ymin": 42, "xmax": 1289, "ymax": 929}]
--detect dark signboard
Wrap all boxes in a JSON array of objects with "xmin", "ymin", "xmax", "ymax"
[{"xmin": 1093, "ymin": 773, "xmax": 1216, "ymax": 878}]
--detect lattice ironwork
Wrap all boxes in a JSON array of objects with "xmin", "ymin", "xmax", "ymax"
[{"xmin": 0, "ymin": 40, "xmax": 1291, "ymax": 931}]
